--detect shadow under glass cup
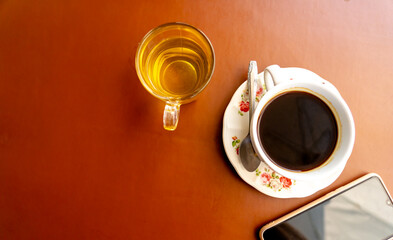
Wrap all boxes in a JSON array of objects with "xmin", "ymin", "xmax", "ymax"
[{"xmin": 135, "ymin": 22, "xmax": 215, "ymax": 131}]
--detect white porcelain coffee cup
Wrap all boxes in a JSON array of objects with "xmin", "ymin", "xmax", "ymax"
[{"xmin": 250, "ymin": 65, "xmax": 355, "ymax": 181}]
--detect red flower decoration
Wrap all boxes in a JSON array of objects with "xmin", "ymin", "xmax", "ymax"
[
  {"xmin": 239, "ymin": 101, "xmax": 249, "ymax": 112},
  {"xmin": 261, "ymin": 172, "xmax": 271, "ymax": 184},
  {"xmin": 256, "ymin": 87, "xmax": 263, "ymax": 96},
  {"xmin": 280, "ymin": 176, "xmax": 292, "ymax": 189}
]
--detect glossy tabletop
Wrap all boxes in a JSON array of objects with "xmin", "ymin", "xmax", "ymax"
[{"xmin": 1, "ymin": 1, "xmax": 393, "ymax": 239}]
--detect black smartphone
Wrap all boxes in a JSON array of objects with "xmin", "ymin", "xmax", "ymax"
[{"xmin": 260, "ymin": 173, "xmax": 393, "ymax": 240}]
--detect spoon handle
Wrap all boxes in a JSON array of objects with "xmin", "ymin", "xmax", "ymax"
[{"xmin": 248, "ymin": 61, "xmax": 258, "ymax": 123}]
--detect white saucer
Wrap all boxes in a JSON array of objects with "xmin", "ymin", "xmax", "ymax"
[{"xmin": 222, "ymin": 68, "xmax": 344, "ymax": 198}]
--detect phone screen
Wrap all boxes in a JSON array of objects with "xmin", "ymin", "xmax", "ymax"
[{"xmin": 262, "ymin": 175, "xmax": 393, "ymax": 240}]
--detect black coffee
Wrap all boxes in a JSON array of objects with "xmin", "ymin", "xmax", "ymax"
[{"xmin": 258, "ymin": 91, "xmax": 338, "ymax": 172}]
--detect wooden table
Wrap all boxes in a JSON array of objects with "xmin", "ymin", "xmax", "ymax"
[{"xmin": 1, "ymin": 1, "xmax": 392, "ymax": 239}]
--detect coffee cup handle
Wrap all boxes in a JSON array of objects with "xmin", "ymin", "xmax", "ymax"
[{"xmin": 263, "ymin": 65, "xmax": 284, "ymax": 91}]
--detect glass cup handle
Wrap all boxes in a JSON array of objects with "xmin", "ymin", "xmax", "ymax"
[{"xmin": 163, "ymin": 102, "xmax": 181, "ymax": 131}]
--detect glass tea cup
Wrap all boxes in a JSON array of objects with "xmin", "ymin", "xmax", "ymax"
[{"xmin": 135, "ymin": 22, "xmax": 215, "ymax": 131}]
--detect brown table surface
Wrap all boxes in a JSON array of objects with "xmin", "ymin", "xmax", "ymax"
[{"xmin": 1, "ymin": 1, "xmax": 393, "ymax": 239}]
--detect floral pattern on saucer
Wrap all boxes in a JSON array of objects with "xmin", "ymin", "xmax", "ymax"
[
  {"xmin": 232, "ymin": 135, "xmax": 295, "ymax": 191},
  {"xmin": 258, "ymin": 168, "xmax": 295, "ymax": 192},
  {"xmin": 237, "ymin": 82, "xmax": 265, "ymax": 116},
  {"xmin": 222, "ymin": 68, "xmax": 344, "ymax": 198}
]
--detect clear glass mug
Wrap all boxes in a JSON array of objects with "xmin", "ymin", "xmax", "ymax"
[{"xmin": 135, "ymin": 22, "xmax": 215, "ymax": 131}]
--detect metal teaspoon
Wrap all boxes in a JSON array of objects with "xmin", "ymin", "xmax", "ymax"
[{"xmin": 239, "ymin": 61, "xmax": 261, "ymax": 172}]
